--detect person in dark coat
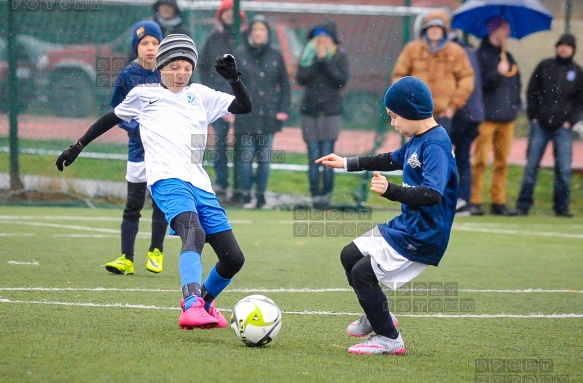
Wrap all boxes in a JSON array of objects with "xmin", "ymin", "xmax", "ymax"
[
  {"xmin": 198, "ymin": 0, "xmax": 248, "ymax": 201},
  {"xmin": 233, "ymin": 15, "xmax": 291, "ymax": 209},
  {"xmin": 515, "ymin": 33, "xmax": 583, "ymax": 217},
  {"xmin": 128, "ymin": 0, "xmax": 189, "ymax": 61},
  {"xmin": 296, "ymin": 19, "xmax": 349, "ymax": 208},
  {"xmin": 469, "ymin": 17, "xmax": 521, "ymax": 216},
  {"xmin": 449, "ymin": 32, "xmax": 485, "ymax": 216},
  {"xmin": 152, "ymin": 0, "xmax": 189, "ymax": 37}
]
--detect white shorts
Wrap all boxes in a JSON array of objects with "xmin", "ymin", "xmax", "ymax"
[
  {"xmin": 352, "ymin": 226, "xmax": 428, "ymax": 290},
  {"xmin": 126, "ymin": 161, "xmax": 146, "ymax": 183}
]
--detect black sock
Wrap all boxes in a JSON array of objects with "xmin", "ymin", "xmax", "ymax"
[
  {"xmin": 150, "ymin": 218, "xmax": 167, "ymax": 252},
  {"xmin": 120, "ymin": 219, "xmax": 139, "ymax": 262},
  {"xmin": 355, "ymin": 285, "xmax": 398, "ymax": 339}
]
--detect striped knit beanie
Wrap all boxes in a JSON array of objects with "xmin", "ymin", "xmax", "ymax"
[{"xmin": 156, "ymin": 34, "xmax": 199, "ymax": 70}]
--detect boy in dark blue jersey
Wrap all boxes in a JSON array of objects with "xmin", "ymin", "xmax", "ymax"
[
  {"xmin": 316, "ymin": 76, "xmax": 458, "ymax": 355},
  {"xmin": 104, "ymin": 20, "xmax": 169, "ymax": 275}
]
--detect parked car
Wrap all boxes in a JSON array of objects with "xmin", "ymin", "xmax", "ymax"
[
  {"xmin": 39, "ymin": 33, "xmax": 130, "ymax": 118},
  {"xmin": 3, "ymin": 21, "xmax": 301, "ymax": 119},
  {"xmin": 0, "ymin": 35, "xmax": 48, "ymax": 113}
]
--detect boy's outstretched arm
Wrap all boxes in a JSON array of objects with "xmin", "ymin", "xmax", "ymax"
[
  {"xmin": 315, "ymin": 153, "xmax": 345, "ymax": 168},
  {"xmin": 371, "ymin": 172, "xmax": 441, "ymax": 207},
  {"xmin": 316, "ymin": 152, "xmax": 400, "ymax": 172},
  {"xmin": 214, "ymin": 54, "xmax": 252, "ymax": 114},
  {"xmin": 55, "ymin": 111, "xmax": 122, "ymax": 171}
]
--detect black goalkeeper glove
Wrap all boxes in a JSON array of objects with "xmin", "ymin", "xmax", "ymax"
[
  {"xmin": 55, "ymin": 141, "xmax": 84, "ymax": 171},
  {"xmin": 215, "ymin": 54, "xmax": 241, "ymax": 83}
]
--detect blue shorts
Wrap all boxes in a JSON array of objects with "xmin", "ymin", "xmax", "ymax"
[{"xmin": 150, "ymin": 178, "xmax": 232, "ymax": 236}]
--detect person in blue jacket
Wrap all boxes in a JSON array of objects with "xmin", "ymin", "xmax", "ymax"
[{"xmin": 105, "ymin": 20, "xmax": 168, "ymax": 275}]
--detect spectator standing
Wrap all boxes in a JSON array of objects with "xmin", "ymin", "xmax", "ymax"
[
  {"xmin": 392, "ymin": 10, "xmax": 474, "ymax": 134},
  {"xmin": 152, "ymin": 0, "xmax": 189, "ymax": 37},
  {"xmin": 449, "ymin": 31, "xmax": 485, "ymax": 216},
  {"xmin": 515, "ymin": 33, "xmax": 583, "ymax": 217},
  {"xmin": 469, "ymin": 17, "xmax": 521, "ymax": 216},
  {"xmin": 198, "ymin": 0, "xmax": 248, "ymax": 202},
  {"xmin": 128, "ymin": 0, "xmax": 189, "ymax": 62},
  {"xmin": 233, "ymin": 15, "xmax": 291, "ymax": 208},
  {"xmin": 296, "ymin": 19, "xmax": 349, "ymax": 208}
]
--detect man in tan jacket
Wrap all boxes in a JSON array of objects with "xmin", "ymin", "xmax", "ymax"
[{"xmin": 392, "ymin": 11, "xmax": 474, "ymax": 133}]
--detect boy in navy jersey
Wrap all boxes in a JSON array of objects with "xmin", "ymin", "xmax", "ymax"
[
  {"xmin": 56, "ymin": 34, "xmax": 252, "ymax": 330},
  {"xmin": 104, "ymin": 20, "xmax": 169, "ymax": 276},
  {"xmin": 317, "ymin": 76, "xmax": 458, "ymax": 355}
]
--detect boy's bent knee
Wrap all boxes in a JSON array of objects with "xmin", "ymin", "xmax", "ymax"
[
  {"xmin": 172, "ymin": 212, "xmax": 206, "ymax": 253},
  {"xmin": 340, "ymin": 241, "xmax": 363, "ymax": 270},
  {"xmin": 217, "ymin": 251, "xmax": 245, "ymax": 279}
]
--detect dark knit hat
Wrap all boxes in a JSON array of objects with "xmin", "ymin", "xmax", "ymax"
[
  {"xmin": 132, "ymin": 20, "xmax": 163, "ymax": 55},
  {"xmin": 249, "ymin": 14, "xmax": 271, "ymax": 32},
  {"xmin": 556, "ymin": 33, "xmax": 576, "ymax": 50},
  {"xmin": 384, "ymin": 76, "xmax": 434, "ymax": 120},
  {"xmin": 156, "ymin": 34, "xmax": 198, "ymax": 70}
]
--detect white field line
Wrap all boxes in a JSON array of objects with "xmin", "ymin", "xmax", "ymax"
[
  {"xmin": 3, "ymin": 216, "xmax": 583, "ymax": 229},
  {"xmin": 0, "ymin": 297, "xmax": 581, "ymax": 318},
  {"xmin": 1, "ymin": 216, "xmax": 582, "ymax": 239},
  {"xmin": 0, "ymin": 220, "xmax": 119, "ymax": 233},
  {"xmin": 7, "ymin": 261, "xmax": 39, "ymax": 266},
  {"xmin": 0, "ymin": 287, "xmax": 581, "ymax": 294},
  {"xmin": 454, "ymin": 225, "xmax": 583, "ymax": 239}
]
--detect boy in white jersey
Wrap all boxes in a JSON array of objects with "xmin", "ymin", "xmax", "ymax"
[
  {"xmin": 317, "ymin": 77, "xmax": 458, "ymax": 355},
  {"xmin": 56, "ymin": 34, "xmax": 252, "ymax": 330}
]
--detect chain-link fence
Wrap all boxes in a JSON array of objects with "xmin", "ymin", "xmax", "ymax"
[
  {"xmin": 1, "ymin": 0, "xmax": 436, "ymax": 204},
  {"xmin": 1, "ymin": 0, "xmax": 580, "ymax": 206}
]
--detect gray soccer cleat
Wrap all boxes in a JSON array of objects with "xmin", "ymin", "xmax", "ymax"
[
  {"xmin": 346, "ymin": 313, "xmax": 399, "ymax": 337},
  {"xmin": 347, "ymin": 333, "xmax": 405, "ymax": 355}
]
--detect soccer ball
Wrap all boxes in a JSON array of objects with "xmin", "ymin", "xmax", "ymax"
[{"xmin": 230, "ymin": 295, "xmax": 282, "ymax": 347}]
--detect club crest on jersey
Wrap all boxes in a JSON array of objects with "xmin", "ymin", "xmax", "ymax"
[
  {"xmin": 407, "ymin": 152, "xmax": 421, "ymax": 168},
  {"xmin": 187, "ymin": 93, "xmax": 195, "ymax": 104}
]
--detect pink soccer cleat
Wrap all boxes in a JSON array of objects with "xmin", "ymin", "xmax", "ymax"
[
  {"xmin": 347, "ymin": 333, "xmax": 406, "ymax": 355},
  {"xmin": 178, "ymin": 296, "xmax": 219, "ymax": 330},
  {"xmin": 180, "ymin": 298, "xmax": 227, "ymax": 328},
  {"xmin": 206, "ymin": 300, "xmax": 228, "ymax": 328}
]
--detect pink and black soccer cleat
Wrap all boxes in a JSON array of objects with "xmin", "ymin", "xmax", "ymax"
[{"xmin": 178, "ymin": 295, "xmax": 218, "ymax": 330}]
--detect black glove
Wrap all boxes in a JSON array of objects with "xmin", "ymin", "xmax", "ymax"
[
  {"xmin": 214, "ymin": 54, "xmax": 241, "ymax": 83},
  {"xmin": 55, "ymin": 141, "xmax": 84, "ymax": 171}
]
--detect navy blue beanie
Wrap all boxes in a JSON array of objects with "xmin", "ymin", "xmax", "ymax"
[
  {"xmin": 132, "ymin": 20, "xmax": 163, "ymax": 55},
  {"xmin": 384, "ymin": 76, "xmax": 434, "ymax": 120}
]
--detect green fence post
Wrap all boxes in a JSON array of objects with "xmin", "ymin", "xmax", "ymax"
[
  {"xmin": 565, "ymin": 0, "xmax": 572, "ymax": 33},
  {"xmin": 233, "ymin": 0, "xmax": 241, "ymax": 47},
  {"xmin": 7, "ymin": 0, "xmax": 24, "ymax": 190},
  {"xmin": 402, "ymin": 0, "xmax": 411, "ymax": 46}
]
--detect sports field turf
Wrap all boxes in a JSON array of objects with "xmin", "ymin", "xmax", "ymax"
[{"xmin": 0, "ymin": 206, "xmax": 581, "ymax": 382}]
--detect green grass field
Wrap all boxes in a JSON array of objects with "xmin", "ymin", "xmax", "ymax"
[{"xmin": 0, "ymin": 206, "xmax": 582, "ymax": 383}]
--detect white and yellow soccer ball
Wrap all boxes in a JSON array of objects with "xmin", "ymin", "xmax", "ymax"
[{"xmin": 230, "ymin": 295, "xmax": 282, "ymax": 347}]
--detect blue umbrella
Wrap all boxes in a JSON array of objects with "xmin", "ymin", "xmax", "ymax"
[{"xmin": 451, "ymin": 0, "xmax": 553, "ymax": 40}]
